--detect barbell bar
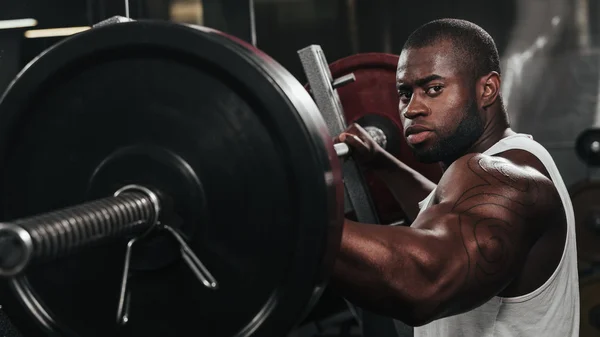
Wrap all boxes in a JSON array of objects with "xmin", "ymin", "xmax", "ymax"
[{"xmin": 0, "ymin": 119, "xmax": 387, "ymax": 278}]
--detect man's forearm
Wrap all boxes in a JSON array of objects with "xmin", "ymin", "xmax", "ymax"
[
  {"xmin": 374, "ymin": 151, "xmax": 437, "ymax": 221},
  {"xmin": 330, "ymin": 219, "xmax": 450, "ymax": 326}
]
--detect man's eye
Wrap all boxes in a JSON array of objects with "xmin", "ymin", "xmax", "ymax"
[
  {"xmin": 398, "ymin": 91, "xmax": 412, "ymax": 101},
  {"xmin": 426, "ymin": 86, "xmax": 443, "ymax": 95}
]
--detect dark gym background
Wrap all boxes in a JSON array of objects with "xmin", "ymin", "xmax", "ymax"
[
  {"xmin": 1, "ymin": 0, "xmax": 597, "ymax": 188},
  {"xmin": 0, "ymin": 0, "xmax": 599, "ymax": 336}
]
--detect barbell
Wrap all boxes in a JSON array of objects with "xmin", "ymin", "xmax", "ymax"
[{"xmin": 0, "ymin": 17, "xmax": 441, "ymax": 337}]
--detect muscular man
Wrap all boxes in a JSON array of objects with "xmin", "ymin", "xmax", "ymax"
[{"xmin": 332, "ymin": 19, "xmax": 579, "ymax": 336}]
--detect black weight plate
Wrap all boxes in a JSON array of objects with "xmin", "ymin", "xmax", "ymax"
[{"xmin": 0, "ymin": 20, "xmax": 344, "ymax": 337}]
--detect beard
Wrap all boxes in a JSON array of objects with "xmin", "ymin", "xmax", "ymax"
[{"xmin": 411, "ymin": 98, "xmax": 485, "ymax": 164}]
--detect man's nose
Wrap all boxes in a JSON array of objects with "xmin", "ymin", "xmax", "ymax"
[{"xmin": 402, "ymin": 97, "xmax": 429, "ymax": 120}]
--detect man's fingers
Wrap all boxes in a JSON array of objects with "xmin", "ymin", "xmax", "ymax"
[
  {"xmin": 337, "ymin": 132, "xmax": 364, "ymax": 148},
  {"xmin": 335, "ymin": 124, "xmax": 372, "ymax": 153},
  {"xmin": 350, "ymin": 123, "xmax": 367, "ymax": 133},
  {"xmin": 348, "ymin": 134, "xmax": 368, "ymax": 148}
]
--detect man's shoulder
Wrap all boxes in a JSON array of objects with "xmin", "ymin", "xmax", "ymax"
[
  {"xmin": 436, "ymin": 152, "xmax": 559, "ymax": 216},
  {"xmin": 443, "ymin": 151, "xmax": 553, "ymax": 186}
]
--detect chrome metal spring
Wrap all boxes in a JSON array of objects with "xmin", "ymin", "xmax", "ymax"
[
  {"xmin": 0, "ymin": 185, "xmax": 160, "ymax": 277},
  {"xmin": 13, "ymin": 192, "xmax": 155, "ymax": 262}
]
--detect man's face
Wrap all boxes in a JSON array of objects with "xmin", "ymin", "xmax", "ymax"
[{"xmin": 396, "ymin": 41, "xmax": 484, "ymax": 164}]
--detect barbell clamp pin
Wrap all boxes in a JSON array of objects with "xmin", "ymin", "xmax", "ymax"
[
  {"xmin": 163, "ymin": 225, "xmax": 219, "ymax": 290},
  {"xmin": 116, "ymin": 237, "xmax": 138, "ymax": 325}
]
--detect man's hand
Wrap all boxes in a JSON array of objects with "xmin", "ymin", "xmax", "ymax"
[
  {"xmin": 334, "ymin": 123, "xmax": 385, "ymax": 167},
  {"xmin": 335, "ymin": 123, "xmax": 437, "ymax": 219}
]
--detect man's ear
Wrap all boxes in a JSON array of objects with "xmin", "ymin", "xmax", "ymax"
[{"xmin": 478, "ymin": 71, "xmax": 500, "ymax": 109}]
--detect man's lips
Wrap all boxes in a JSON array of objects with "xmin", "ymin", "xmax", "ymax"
[{"xmin": 405, "ymin": 125, "xmax": 433, "ymax": 145}]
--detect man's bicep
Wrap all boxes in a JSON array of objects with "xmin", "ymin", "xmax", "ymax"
[
  {"xmin": 411, "ymin": 199, "xmax": 532, "ymax": 320},
  {"xmin": 415, "ymin": 154, "xmax": 544, "ymax": 317},
  {"xmin": 450, "ymin": 203, "xmax": 529, "ymax": 302}
]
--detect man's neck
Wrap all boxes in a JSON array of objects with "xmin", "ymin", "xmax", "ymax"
[
  {"xmin": 470, "ymin": 124, "xmax": 515, "ymax": 155},
  {"xmin": 440, "ymin": 116, "xmax": 514, "ymax": 170}
]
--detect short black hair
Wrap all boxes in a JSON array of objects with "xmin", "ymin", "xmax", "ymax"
[{"xmin": 402, "ymin": 19, "xmax": 501, "ymax": 80}]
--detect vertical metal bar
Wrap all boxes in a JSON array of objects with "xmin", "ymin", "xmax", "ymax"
[
  {"xmin": 124, "ymin": 0, "xmax": 130, "ymax": 18},
  {"xmin": 346, "ymin": 0, "xmax": 359, "ymax": 54},
  {"xmin": 297, "ymin": 45, "xmax": 380, "ymax": 225},
  {"xmin": 298, "ymin": 44, "xmax": 412, "ymax": 337},
  {"xmin": 298, "ymin": 46, "xmax": 347, "ymax": 136},
  {"xmin": 249, "ymin": 0, "xmax": 257, "ymax": 47},
  {"xmin": 381, "ymin": 0, "xmax": 392, "ymax": 53}
]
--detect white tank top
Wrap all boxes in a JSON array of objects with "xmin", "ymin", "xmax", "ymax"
[{"xmin": 409, "ymin": 133, "xmax": 580, "ymax": 337}]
